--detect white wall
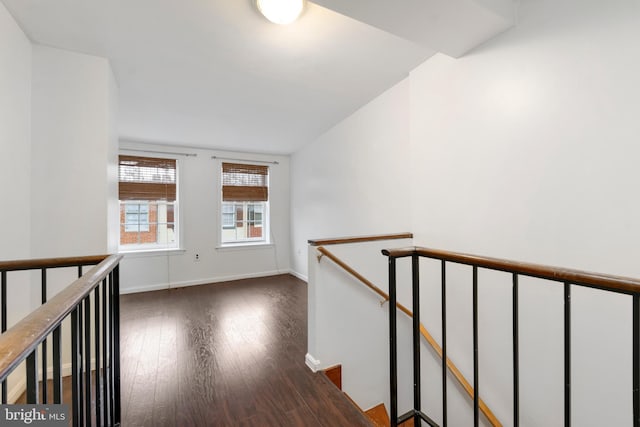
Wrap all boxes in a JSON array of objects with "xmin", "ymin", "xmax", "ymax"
[
  {"xmin": 118, "ymin": 141, "xmax": 291, "ymax": 293},
  {"xmin": 0, "ymin": 2, "xmax": 31, "ymax": 262},
  {"xmin": 411, "ymin": 0, "xmax": 640, "ymax": 425},
  {"xmin": 30, "ymin": 45, "xmax": 118, "ymax": 258},
  {"xmin": 0, "ymin": 5, "xmax": 119, "ymax": 405},
  {"xmin": 0, "ymin": 3, "xmax": 34, "ymax": 400},
  {"xmin": 107, "ymin": 66, "xmax": 120, "ymax": 253},
  {"xmin": 307, "ymin": 239, "xmax": 415, "ymax": 413},
  {"xmin": 410, "ymin": 0, "xmax": 640, "ymax": 271},
  {"xmin": 294, "ymin": 0, "xmax": 640, "ymax": 425},
  {"xmin": 290, "ymin": 79, "xmax": 413, "ymax": 279}
]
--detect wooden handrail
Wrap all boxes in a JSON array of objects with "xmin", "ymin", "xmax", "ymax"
[
  {"xmin": 383, "ymin": 246, "xmax": 640, "ymax": 295},
  {"xmin": 0, "ymin": 254, "xmax": 122, "ymax": 380},
  {"xmin": 309, "ymin": 233, "xmax": 412, "ymax": 247},
  {"xmin": 316, "ymin": 246, "xmax": 502, "ymax": 427},
  {"xmin": 317, "ymin": 247, "xmax": 389, "ymax": 303},
  {"xmin": 0, "ymin": 255, "xmax": 109, "ymax": 272}
]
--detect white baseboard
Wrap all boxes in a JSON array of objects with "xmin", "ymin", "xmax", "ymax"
[
  {"xmin": 8, "ymin": 377, "xmax": 26, "ymax": 404},
  {"xmin": 289, "ymin": 269, "xmax": 308, "ymax": 282},
  {"xmin": 121, "ymin": 270, "xmax": 294, "ymax": 295},
  {"xmin": 305, "ymin": 353, "xmax": 321, "ymax": 372},
  {"xmin": 120, "ymin": 282, "xmax": 168, "ymax": 295}
]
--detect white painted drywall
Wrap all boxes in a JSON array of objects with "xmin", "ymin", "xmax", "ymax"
[
  {"xmin": 295, "ymin": 0, "xmax": 640, "ymax": 424},
  {"xmin": 107, "ymin": 68, "xmax": 120, "ymax": 253},
  {"xmin": 30, "ymin": 45, "xmax": 118, "ymax": 258},
  {"xmin": 0, "ymin": 3, "xmax": 34, "ymax": 400},
  {"xmin": 6, "ymin": 43, "xmax": 119, "ymax": 403},
  {"xmin": 410, "ymin": 0, "xmax": 640, "ymax": 425},
  {"xmin": 290, "ymin": 78, "xmax": 412, "ymax": 279},
  {"xmin": 307, "ymin": 239, "xmax": 414, "ymax": 413},
  {"xmin": 0, "ymin": 2, "xmax": 31, "ymax": 263},
  {"xmin": 118, "ymin": 141, "xmax": 291, "ymax": 294}
]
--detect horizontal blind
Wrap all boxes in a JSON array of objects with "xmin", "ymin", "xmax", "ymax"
[
  {"xmin": 119, "ymin": 155, "xmax": 177, "ymax": 201},
  {"xmin": 222, "ymin": 162, "xmax": 268, "ymax": 201}
]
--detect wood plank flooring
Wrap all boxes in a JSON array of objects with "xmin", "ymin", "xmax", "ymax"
[{"xmin": 120, "ymin": 274, "xmax": 372, "ymax": 427}]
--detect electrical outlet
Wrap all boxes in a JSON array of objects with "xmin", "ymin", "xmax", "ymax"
[{"xmin": 194, "ymin": 253, "xmax": 200, "ymax": 262}]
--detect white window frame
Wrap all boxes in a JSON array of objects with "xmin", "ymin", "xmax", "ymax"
[
  {"xmin": 118, "ymin": 153, "xmax": 182, "ymax": 253},
  {"xmin": 217, "ymin": 160, "xmax": 271, "ymax": 247}
]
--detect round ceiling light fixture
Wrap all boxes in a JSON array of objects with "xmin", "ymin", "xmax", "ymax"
[{"xmin": 256, "ymin": 0, "xmax": 305, "ymax": 25}]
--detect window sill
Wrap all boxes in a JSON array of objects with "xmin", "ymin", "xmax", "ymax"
[
  {"xmin": 118, "ymin": 248, "xmax": 186, "ymax": 258},
  {"xmin": 216, "ymin": 242, "xmax": 273, "ymax": 251}
]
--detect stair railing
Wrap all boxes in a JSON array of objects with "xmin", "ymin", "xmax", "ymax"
[
  {"xmin": 316, "ymin": 245, "xmax": 501, "ymax": 427},
  {"xmin": 383, "ymin": 246, "xmax": 640, "ymax": 427},
  {"xmin": 0, "ymin": 254, "xmax": 123, "ymax": 426}
]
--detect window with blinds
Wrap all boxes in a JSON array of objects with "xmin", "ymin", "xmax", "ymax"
[
  {"xmin": 221, "ymin": 162, "xmax": 269, "ymax": 244},
  {"xmin": 119, "ymin": 155, "xmax": 179, "ymax": 249}
]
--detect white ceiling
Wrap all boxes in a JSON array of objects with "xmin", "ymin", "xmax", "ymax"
[{"xmin": 1, "ymin": 0, "xmax": 514, "ymax": 154}]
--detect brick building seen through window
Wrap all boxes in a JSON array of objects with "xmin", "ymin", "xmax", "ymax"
[
  {"xmin": 119, "ymin": 155, "xmax": 178, "ymax": 249},
  {"xmin": 221, "ymin": 162, "xmax": 269, "ymax": 244}
]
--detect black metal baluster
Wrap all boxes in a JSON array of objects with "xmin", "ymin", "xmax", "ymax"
[
  {"xmin": 103, "ymin": 275, "xmax": 110, "ymax": 426},
  {"xmin": 564, "ymin": 282, "xmax": 571, "ymax": 427},
  {"xmin": 513, "ymin": 273, "xmax": 520, "ymax": 427},
  {"xmin": 53, "ymin": 325, "xmax": 62, "ymax": 404},
  {"xmin": 441, "ymin": 260, "xmax": 448, "ymax": 427},
  {"xmin": 78, "ymin": 302, "xmax": 84, "ymax": 426},
  {"xmin": 26, "ymin": 349, "xmax": 39, "ymax": 404},
  {"xmin": 95, "ymin": 285, "xmax": 102, "ymax": 426},
  {"xmin": 77, "ymin": 267, "xmax": 84, "ymax": 425},
  {"xmin": 1, "ymin": 270, "xmax": 7, "ymax": 404},
  {"xmin": 108, "ymin": 273, "xmax": 115, "ymax": 425},
  {"xmin": 473, "ymin": 266, "xmax": 479, "ymax": 427},
  {"xmin": 411, "ymin": 254, "xmax": 422, "ymax": 426},
  {"xmin": 71, "ymin": 308, "xmax": 80, "ymax": 427},
  {"xmin": 633, "ymin": 295, "xmax": 639, "ymax": 427},
  {"xmin": 389, "ymin": 257, "xmax": 398, "ymax": 427},
  {"xmin": 113, "ymin": 264, "xmax": 122, "ymax": 425},
  {"xmin": 41, "ymin": 268, "xmax": 48, "ymax": 403},
  {"xmin": 84, "ymin": 296, "xmax": 92, "ymax": 427}
]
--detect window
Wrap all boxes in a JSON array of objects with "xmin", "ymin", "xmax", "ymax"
[
  {"xmin": 124, "ymin": 202, "xmax": 149, "ymax": 232},
  {"xmin": 222, "ymin": 204, "xmax": 235, "ymax": 229},
  {"xmin": 119, "ymin": 155, "xmax": 178, "ymax": 249},
  {"xmin": 221, "ymin": 162, "xmax": 269, "ymax": 244}
]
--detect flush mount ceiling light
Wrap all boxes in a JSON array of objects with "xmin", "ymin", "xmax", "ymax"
[{"xmin": 256, "ymin": 0, "xmax": 305, "ymax": 25}]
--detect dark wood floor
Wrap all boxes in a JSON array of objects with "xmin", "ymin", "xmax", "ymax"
[{"xmin": 120, "ymin": 274, "xmax": 372, "ymax": 427}]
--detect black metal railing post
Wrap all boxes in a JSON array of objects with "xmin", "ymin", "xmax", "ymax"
[
  {"xmin": 384, "ymin": 250, "xmax": 437, "ymax": 427},
  {"xmin": 388, "ymin": 256, "xmax": 398, "ymax": 427},
  {"xmin": 84, "ymin": 296, "xmax": 92, "ymax": 427},
  {"xmin": 41, "ymin": 268, "xmax": 48, "ymax": 404},
  {"xmin": 472, "ymin": 266, "xmax": 479, "ymax": 427},
  {"xmin": 634, "ymin": 294, "xmax": 639, "ymax": 427},
  {"xmin": 103, "ymin": 274, "xmax": 111, "ymax": 426},
  {"xmin": 71, "ymin": 307, "xmax": 81, "ymax": 427},
  {"xmin": 113, "ymin": 265, "xmax": 122, "ymax": 426},
  {"xmin": 411, "ymin": 254, "xmax": 422, "ymax": 426},
  {"xmin": 26, "ymin": 349, "xmax": 38, "ymax": 404},
  {"xmin": 95, "ymin": 284, "xmax": 102, "ymax": 427},
  {"xmin": 108, "ymin": 272, "xmax": 115, "ymax": 425},
  {"xmin": 53, "ymin": 325, "xmax": 62, "ymax": 404},
  {"xmin": 441, "ymin": 260, "xmax": 448, "ymax": 427},
  {"xmin": 1, "ymin": 270, "xmax": 6, "ymax": 404},
  {"xmin": 513, "ymin": 273, "xmax": 520, "ymax": 427},
  {"xmin": 564, "ymin": 282, "xmax": 571, "ymax": 427}
]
